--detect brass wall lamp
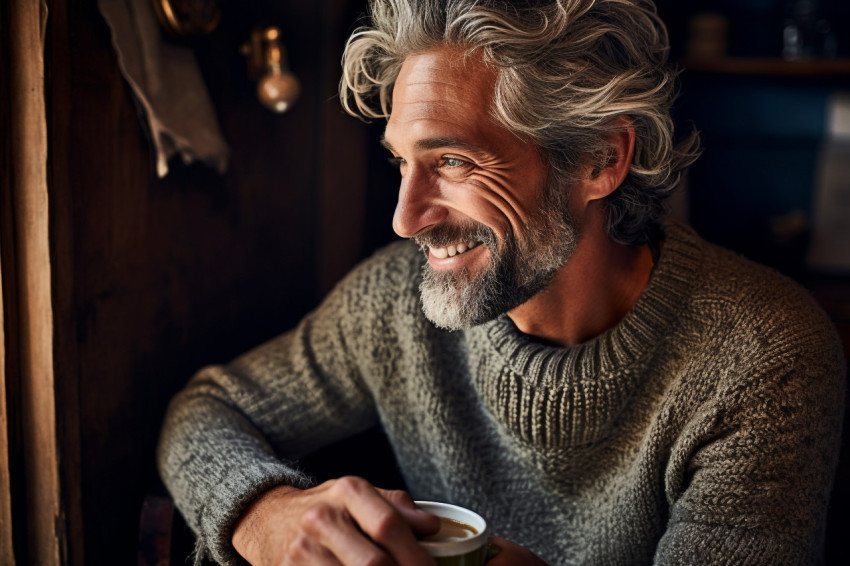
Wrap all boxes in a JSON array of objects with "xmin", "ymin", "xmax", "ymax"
[
  {"xmin": 151, "ymin": 1, "xmax": 300, "ymax": 113},
  {"xmin": 240, "ymin": 26, "xmax": 301, "ymax": 113}
]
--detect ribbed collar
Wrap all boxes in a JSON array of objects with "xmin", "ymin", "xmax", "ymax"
[{"xmin": 467, "ymin": 222, "xmax": 704, "ymax": 448}]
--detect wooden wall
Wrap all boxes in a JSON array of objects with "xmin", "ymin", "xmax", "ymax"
[{"xmin": 40, "ymin": 0, "xmax": 397, "ymax": 563}]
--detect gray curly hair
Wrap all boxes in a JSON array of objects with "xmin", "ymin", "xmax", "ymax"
[{"xmin": 340, "ymin": 0, "xmax": 700, "ymax": 246}]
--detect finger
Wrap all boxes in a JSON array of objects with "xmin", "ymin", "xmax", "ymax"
[
  {"xmin": 301, "ymin": 504, "xmax": 393, "ymax": 566},
  {"xmin": 485, "ymin": 537, "xmax": 546, "ymax": 565},
  {"xmin": 333, "ymin": 477, "xmax": 435, "ymax": 565},
  {"xmin": 378, "ymin": 489, "xmax": 441, "ymax": 535},
  {"xmin": 485, "ymin": 537, "xmax": 507, "ymax": 564},
  {"xmin": 485, "ymin": 542, "xmax": 503, "ymax": 562},
  {"xmin": 286, "ymin": 530, "xmax": 345, "ymax": 566}
]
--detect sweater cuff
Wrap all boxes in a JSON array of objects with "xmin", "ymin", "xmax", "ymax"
[{"xmin": 197, "ymin": 460, "xmax": 316, "ymax": 565}]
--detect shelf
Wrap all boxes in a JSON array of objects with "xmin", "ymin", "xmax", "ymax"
[{"xmin": 679, "ymin": 57, "xmax": 850, "ymax": 76}]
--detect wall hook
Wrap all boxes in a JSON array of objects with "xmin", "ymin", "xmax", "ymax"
[{"xmin": 152, "ymin": 0, "xmax": 222, "ymax": 37}]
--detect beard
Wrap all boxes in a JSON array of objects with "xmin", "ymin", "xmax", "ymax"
[{"xmin": 415, "ymin": 180, "xmax": 580, "ymax": 330}]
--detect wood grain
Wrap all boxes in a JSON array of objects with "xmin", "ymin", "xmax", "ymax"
[
  {"xmin": 6, "ymin": 0, "xmax": 62, "ymax": 565},
  {"xmin": 1, "ymin": 2, "xmax": 18, "ymax": 562}
]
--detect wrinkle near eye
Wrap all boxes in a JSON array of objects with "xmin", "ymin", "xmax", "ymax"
[{"xmin": 458, "ymin": 173, "xmax": 533, "ymax": 238}]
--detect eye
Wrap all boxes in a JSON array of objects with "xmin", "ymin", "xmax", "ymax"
[{"xmin": 441, "ymin": 156, "xmax": 469, "ymax": 169}]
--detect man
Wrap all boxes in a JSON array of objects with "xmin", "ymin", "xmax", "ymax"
[{"xmin": 158, "ymin": 1, "xmax": 846, "ymax": 564}]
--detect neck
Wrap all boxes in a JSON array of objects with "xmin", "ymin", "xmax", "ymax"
[{"xmin": 507, "ymin": 207, "xmax": 655, "ymax": 347}]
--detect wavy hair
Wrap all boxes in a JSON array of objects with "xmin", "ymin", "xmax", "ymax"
[{"xmin": 340, "ymin": 0, "xmax": 700, "ymax": 246}]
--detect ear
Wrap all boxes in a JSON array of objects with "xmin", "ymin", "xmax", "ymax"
[{"xmin": 574, "ymin": 116, "xmax": 635, "ymax": 206}]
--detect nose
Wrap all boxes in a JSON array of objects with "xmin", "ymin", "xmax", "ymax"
[{"xmin": 392, "ymin": 167, "xmax": 447, "ymax": 238}]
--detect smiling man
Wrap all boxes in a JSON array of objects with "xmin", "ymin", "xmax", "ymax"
[
  {"xmin": 158, "ymin": 2, "xmax": 845, "ymax": 565},
  {"xmin": 385, "ymin": 47, "xmax": 584, "ymax": 334}
]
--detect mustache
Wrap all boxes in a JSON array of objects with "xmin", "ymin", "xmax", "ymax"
[{"xmin": 412, "ymin": 221, "xmax": 497, "ymax": 251}]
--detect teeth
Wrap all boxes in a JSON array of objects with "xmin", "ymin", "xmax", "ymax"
[{"xmin": 430, "ymin": 241, "xmax": 479, "ymax": 259}]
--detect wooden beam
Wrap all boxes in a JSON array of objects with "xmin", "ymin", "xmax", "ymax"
[
  {"xmin": 1, "ymin": 3, "xmax": 18, "ymax": 563},
  {"xmin": 7, "ymin": 0, "xmax": 63, "ymax": 564},
  {"xmin": 0, "ymin": 257, "xmax": 16, "ymax": 566}
]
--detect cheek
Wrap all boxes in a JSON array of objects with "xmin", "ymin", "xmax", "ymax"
[{"xmin": 442, "ymin": 174, "xmax": 538, "ymax": 238}]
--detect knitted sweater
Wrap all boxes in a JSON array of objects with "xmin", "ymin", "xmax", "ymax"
[{"xmin": 157, "ymin": 222, "xmax": 846, "ymax": 565}]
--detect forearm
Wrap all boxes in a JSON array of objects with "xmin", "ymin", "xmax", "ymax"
[
  {"xmin": 157, "ymin": 251, "xmax": 406, "ymax": 563},
  {"xmin": 656, "ymin": 521, "xmax": 819, "ymax": 566},
  {"xmin": 232, "ymin": 484, "xmax": 303, "ymax": 564},
  {"xmin": 157, "ymin": 328, "xmax": 378, "ymax": 561},
  {"xmin": 157, "ymin": 384, "xmax": 316, "ymax": 565}
]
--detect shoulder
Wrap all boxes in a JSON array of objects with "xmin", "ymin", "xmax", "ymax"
[
  {"xmin": 668, "ymin": 224, "xmax": 846, "ymax": 403},
  {"xmin": 335, "ymin": 239, "xmax": 423, "ymax": 301},
  {"xmin": 698, "ymin": 236, "xmax": 837, "ymax": 350},
  {"xmin": 355, "ymin": 239, "xmax": 424, "ymax": 281},
  {"xmin": 665, "ymin": 223, "xmax": 836, "ymax": 345},
  {"xmin": 316, "ymin": 239, "xmax": 426, "ymax": 329}
]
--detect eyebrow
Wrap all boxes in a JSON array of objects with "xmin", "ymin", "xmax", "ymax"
[{"xmin": 380, "ymin": 136, "xmax": 487, "ymax": 158}]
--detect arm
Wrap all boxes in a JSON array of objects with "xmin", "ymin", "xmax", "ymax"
[
  {"xmin": 656, "ymin": 330, "xmax": 846, "ymax": 565},
  {"xmin": 157, "ymin": 271, "xmax": 384, "ymax": 564}
]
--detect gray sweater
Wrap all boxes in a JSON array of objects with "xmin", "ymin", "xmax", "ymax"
[{"xmin": 158, "ymin": 222, "xmax": 846, "ymax": 565}]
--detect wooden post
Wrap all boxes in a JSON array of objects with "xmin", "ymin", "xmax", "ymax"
[
  {"xmin": 4, "ymin": 0, "xmax": 63, "ymax": 564},
  {"xmin": 0, "ymin": 261, "xmax": 15, "ymax": 566}
]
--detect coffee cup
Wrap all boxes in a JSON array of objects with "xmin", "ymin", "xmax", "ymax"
[{"xmin": 415, "ymin": 501, "xmax": 488, "ymax": 566}]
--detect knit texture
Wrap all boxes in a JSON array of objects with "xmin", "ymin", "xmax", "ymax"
[{"xmin": 157, "ymin": 222, "xmax": 846, "ymax": 565}]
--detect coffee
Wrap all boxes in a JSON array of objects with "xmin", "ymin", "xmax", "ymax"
[
  {"xmin": 415, "ymin": 501, "xmax": 488, "ymax": 565},
  {"xmin": 422, "ymin": 517, "xmax": 479, "ymax": 543}
]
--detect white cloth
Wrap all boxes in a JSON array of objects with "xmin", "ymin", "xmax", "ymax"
[{"xmin": 98, "ymin": 0, "xmax": 229, "ymax": 177}]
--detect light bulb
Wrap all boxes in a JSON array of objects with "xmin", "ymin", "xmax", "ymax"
[{"xmin": 257, "ymin": 70, "xmax": 300, "ymax": 113}]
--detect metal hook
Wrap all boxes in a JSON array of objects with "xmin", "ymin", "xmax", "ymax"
[{"xmin": 151, "ymin": 0, "xmax": 221, "ymax": 37}]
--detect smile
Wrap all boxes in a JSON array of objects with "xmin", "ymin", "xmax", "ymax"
[{"xmin": 429, "ymin": 241, "xmax": 480, "ymax": 259}]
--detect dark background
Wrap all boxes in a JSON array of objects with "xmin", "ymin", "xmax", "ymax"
[{"xmin": 1, "ymin": 0, "xmax": 848, "ymax": 564}]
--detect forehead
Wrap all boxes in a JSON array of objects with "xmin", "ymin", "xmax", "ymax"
[{"xmin": 384, "ymin": 47, "xmax": 498, "ymax": 146}]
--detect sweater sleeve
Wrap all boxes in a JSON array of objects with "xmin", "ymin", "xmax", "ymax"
[
  {"xmin": 655, "ymin": 299, "xmax": 846, "ymax": 565},
  {"xmin": 156, "ymin": 255, "xmax": 392, "ymax": 565}
]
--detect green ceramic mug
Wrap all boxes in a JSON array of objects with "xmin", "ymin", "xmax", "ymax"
[{"xmin": 415, "ymin": 501, "xmax": 489, "ymax": 566}]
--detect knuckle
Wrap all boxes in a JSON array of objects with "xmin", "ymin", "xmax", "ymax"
[
  {"xmin": 333, "ymin": 475, "xmax": 366, "ymax": 495},
  {"xmin": 383, "ymin": 488, "xmax": 413, "ymax": 506},
  {"xmin": 382, "ymin": 488, "xmax": 407, "ymax": 500},
  {"xmin": 300, "ymin": 503, "xmax": 334, "ymax": 533},
  {"xmin": 371, "ymin": 511, "xmax": 401, "ymax": 541},
  {"xmin": 286, "ymin": 533, "xmax": 313, "ymax": 561}
]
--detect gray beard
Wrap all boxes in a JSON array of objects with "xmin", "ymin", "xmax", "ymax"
[{"xmin": 416, "ymin": 187, "xmax": 579, "ymax": 330}]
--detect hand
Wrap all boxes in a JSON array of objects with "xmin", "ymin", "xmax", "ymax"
[
  {"xmin": 232, "ymin": 476, "xmax": 441, "ymax": 565},
  {"xmin": 486, "ymin": 537, "xmax": 548, "ymax": 565}
]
